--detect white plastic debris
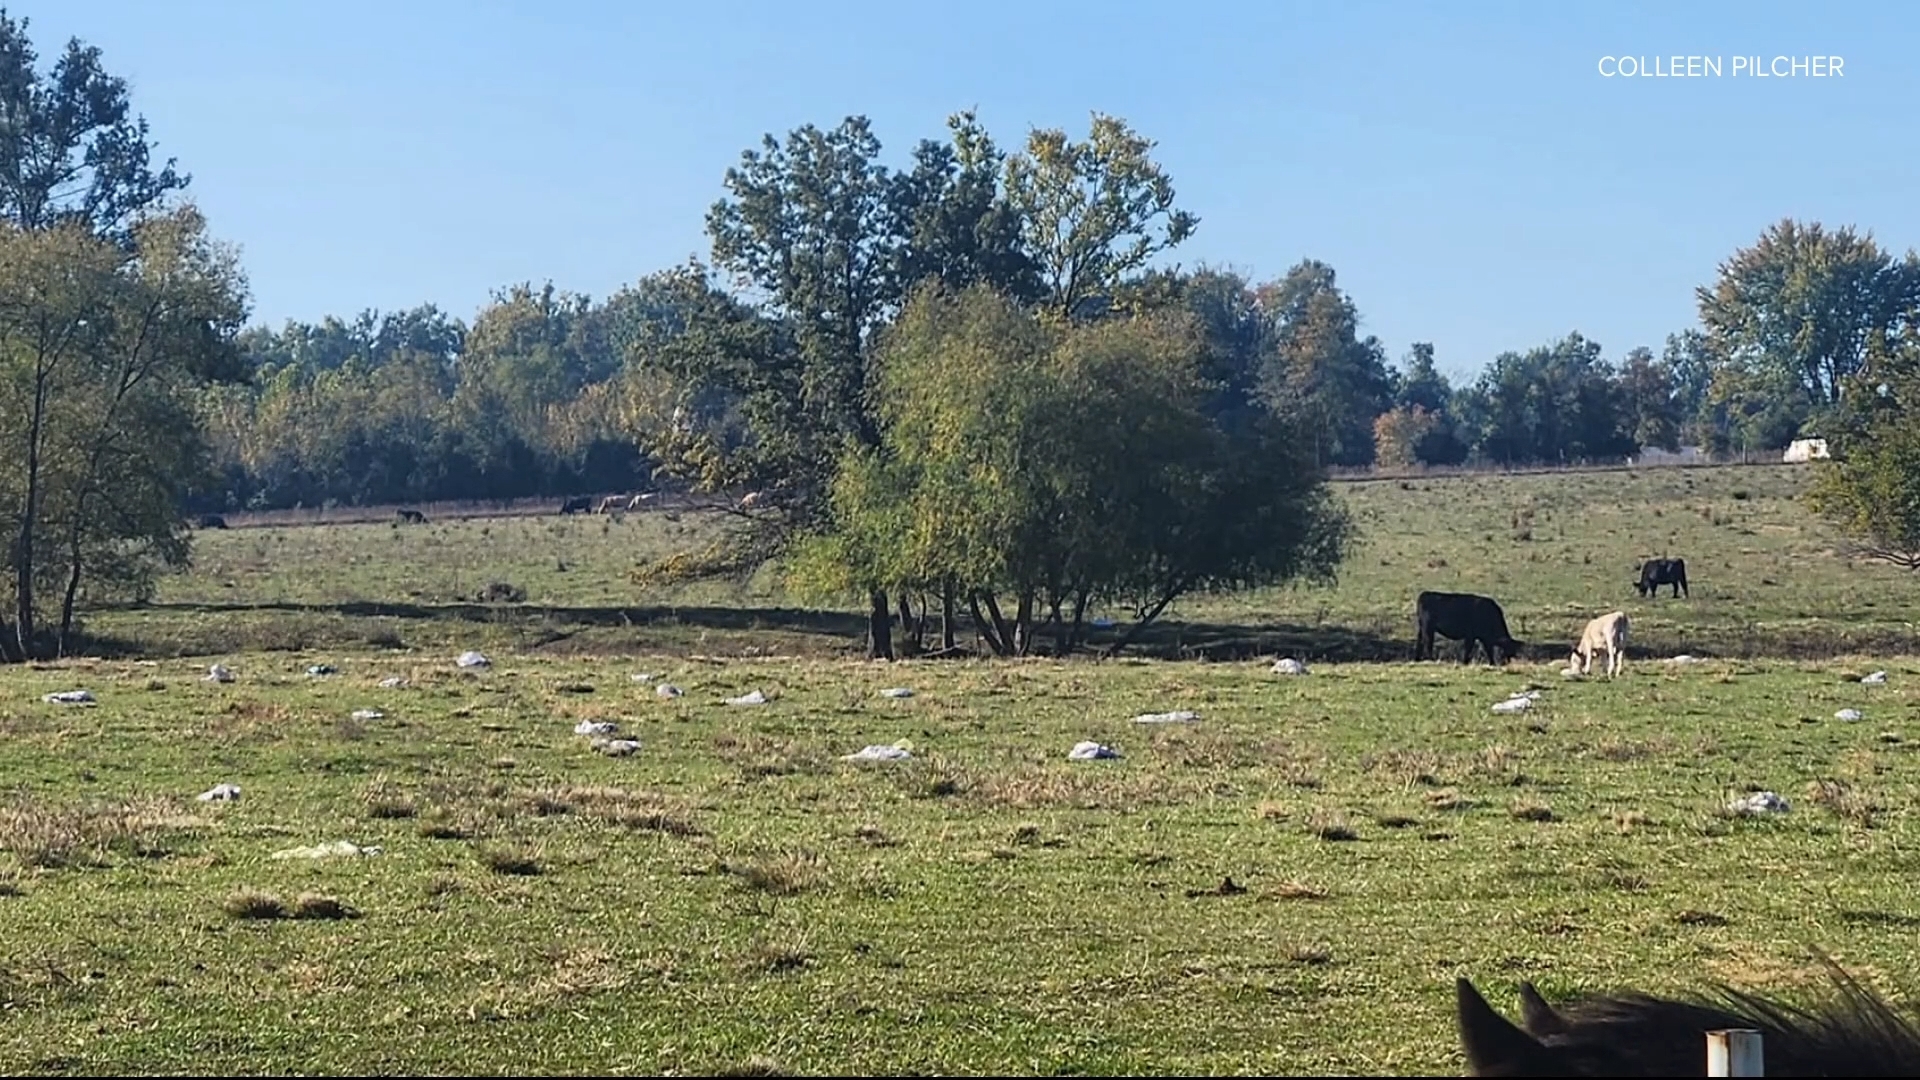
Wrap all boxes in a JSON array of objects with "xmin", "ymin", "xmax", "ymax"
[
  {"xmin": 655, "ymin": 683, "xmax": 683, "ymax": 699},
  {"xmin": 1068, "ymin": 741, "xmax": 1122, "ymax": 761},
  {"xmin": 455, "ymin": 650, "xmax": 490, "ymax": 669},
  {"xmin": 630, "ymin": 672, "xmax": 657, "ymax": 683},
  {"xmin": 574, "ymin": 720, "xmax": 619, "ymax": 736},
  {"xmin": 843, "ymin": 744, "xmax": 913, "ymax": 762},
  {"xmin": 350, "ymin": 709, "xmax": 384, "ymax": 721},
  {"xmin": 592, "ymin": 737, "xmax": 642, "ymax": 757},
  {"xmin": 1271, "ymin": 658, "xmax": 1308, "ymax": 676},
  {"xmin": 725, "ymin": 690, "xmax": 768, "ymax": 706},
  {"xmin": 1836, "ymin": 708, "xmax": 1864, "ymax": 722},
  {"xmin": 878, "ymin": 687, "xmax": 915, "ymax": 699},
  {"xmin": 1862, "ymin": 670, "xmax": 1889, "ymax": 685},
  {"xmin": 196, "ymin": 782, "xmax": 242, "ymax": 802},
  {"xmin": 1668, "ymin": 654, "xmax": 1701, "ymax": 664},
  {"xmin": 43, "ymin": 690, "xmax": 95, "ymax": 705},
  {"xmin": 378, "ymin": 676, "xmax": 409, "ymax": 688},
  {"xmin": 205, "ymin": 664, "xmax": 235, "ymax": 683},
  {"xmin": 1491, "ymin": 695, "xmax": 1534, "ymax": 714},
  {"xmin": 306, "ymin": 664, "xmax": 336, "ymax": 676},
  {"xmin": 1728, "ymin": 791, "xmax": 1791, "ymax": 815},
  {"xmin": 269, "ymin": 840, "xmax": 383, "ymax": 860},
  {"xmin": 1132, "ymin": 710, "xmax": 1200, "ymax": 724}
]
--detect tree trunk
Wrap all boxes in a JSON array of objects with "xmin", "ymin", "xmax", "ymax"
[
  {"xmin": 14, "ymin": 380, "xmax": 48, "ymax": 660},
  {"xmin": 1101, "ymin": 579, "xmax": 1192, "ymax": 659},
  {"xmin": 982, "ymin": 592, "xmax": 1015, "ymax": 656},
  {"xmin": 895, "ymin": 592, "xmax": 920, "ymax": 657},
  {"xmin": 941, "ymin": 580, "xmax": 957, "ymax": 651},
  {"xmin": 57, "ymin": 531, "xmax": 83, "ymax": 658},
  {"xmin": 1066, "ymin": 588, "xmax": 1090, "ymax": 654},
  {"xmin": 967, "ymin": 591, "xmax": 1007, "ymax": 655},
  {"xmin": 1013, "ymin": 591, "xmax": 1034, "ymax": 657},
  {"xmin": 866, "ymin": 589, "xmax": 894, "ymax": 661}
]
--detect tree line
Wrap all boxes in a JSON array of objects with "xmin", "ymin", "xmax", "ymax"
[{"xmin": 4, "ymin": 10, "xmax": 1920, "ymax": 663}]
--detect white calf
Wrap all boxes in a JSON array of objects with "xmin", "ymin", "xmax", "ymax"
[
  {"xmin": 596, "ymin": 494, "xmax": 625, "ymax": 514},
  {"xmin": 1570, "ymin": 610, "xmax": 1630, "ymax": 678}
]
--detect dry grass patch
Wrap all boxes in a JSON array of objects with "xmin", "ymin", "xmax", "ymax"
[
  {"xmin": 520, "ymin": 784, "xmax": 702, "ymax": 836},
  {"xmin": 1509, "ymin": 797, "xmax": 1555, "ymax": 822},
  {"xmin": 724, "ymin": 850, "xmax": 824, "ymax": 896},
  {"xmin": 0, "ymin": 796, "xmax": 200, "ymax": 869},
  {"xmin": 479, "ymin": 845, "xmax": 543, "ymax": 876},
  {"xmin": 1364, "ymin": 747, "xmax": 1442, "ymax": 788},
  {"xmin": 1806, "ymin": 778, "xmax": 1879, "ymax": 826}
]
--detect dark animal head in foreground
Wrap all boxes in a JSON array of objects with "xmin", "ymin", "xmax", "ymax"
[{"xmin": 1457, "ymin": 962, "xmax": 1920, "ymax": 1076}]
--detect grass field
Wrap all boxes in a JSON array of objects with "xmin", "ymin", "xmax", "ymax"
[{"xmin": 5, "ymin": 462, "xmax": 1920, "ymax": 1075}]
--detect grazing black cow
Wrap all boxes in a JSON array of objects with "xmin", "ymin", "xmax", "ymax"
[
  {"xmin": 396, "ymin": 509, "xmax": 427, "ymax": 525},
  {"xmin": 1634, "ymin": 557, "xmax": 1688, "ymax": 599},
  {"xmin": 1415, "ymin": 590, "xmax": 1524, "ymax": 665},
  {"xmin": 194, "ymin": 514, "xmax": 228, "ymax": 530},
  {"xmin": 559, "ymin": 496, "xmax": 592, "ymax": 515}
]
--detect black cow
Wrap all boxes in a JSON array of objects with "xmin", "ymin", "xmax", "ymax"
[
  {"xmin": 396, "ymin": 508, "xmax": 427, "ymax": 525},
  {"xmin": 559, "ymin": 496, "xmax": 593, "ymax": 515},
  {"xmin": 194, "ymin": 513, "xmax": 228, "ymax": 530},
  {"xmin": 1415, "ymin": 590, "xmax": 1524, "ymax": 665},
  {"xmin": 1633, "ymin": 557, "xmax": 1688, "ymax": 599}
]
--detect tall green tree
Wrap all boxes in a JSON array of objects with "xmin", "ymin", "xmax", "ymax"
[
  {"xmin": 1257, "ymin": 260, "xmax": 1394, "ymax": 468},
  {"xmin": 1617, "ymin": 345, "xmax": 1681, "ymax": 452},
  {"xmin": 1003, "ymin": 113, "xmax": 1197, "ymax": 318},
  {"xmin": 0, "ymin": 10, "xmax": 189, "ymax": 243},
  {"xmin": 1698, "ymin": 219, "xmax": 1920, "ymax": 440},
  {"xmin": 0, "ymin": 207, "xmax": 248, "ymax": 661}
]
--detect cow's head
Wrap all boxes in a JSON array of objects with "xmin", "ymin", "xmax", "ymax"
[{"xmin": 1631, "ymin": 579, "xmax": 1648, "ymax": 598}]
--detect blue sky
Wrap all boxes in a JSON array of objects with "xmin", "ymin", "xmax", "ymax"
[{"xmin": 28, "ymin": 0, "xmax": 1917, "ymax": 382}]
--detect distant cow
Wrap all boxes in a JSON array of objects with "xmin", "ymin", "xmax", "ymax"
[
  {"xmin": 396, "ymin": 509, "xmax": 427, "ymax": 525},
  {"xmin": 559, "ymin": 496, "xmax": 592, "ymax": 515},
  {"xmin": 1570, "ymin": 610, "xmax": 1630, "ymax": 678},
  {"xmin": 738, "ymin": 490, "xmax": 764, "ymax": 510},
  {"xmin": 1415, "ymin": 590, "xmax": 1524, "ymax": 666},
  {"xmin": 1634, "ymin": 558, "xmax": 1688, "ymax": 599},
  {"xmin": 194, "ymin": 513, "xmax": 228, "ymax": 530},
  {"xmin": 596, "ymin": 495, "xmax": 626, "ymax": 515},
  {"xmin": 627, "ymin": 492, "xmax": 656, "ymax": 511}
]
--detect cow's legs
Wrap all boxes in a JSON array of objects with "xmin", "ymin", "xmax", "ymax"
[
  {"xmin": 1416, "ymin": 629, "xmax": 1433, "ymax": 661},
  {"xmin": 1459, "ymin": 638, "xmax": 1475, "ymax": 664}
]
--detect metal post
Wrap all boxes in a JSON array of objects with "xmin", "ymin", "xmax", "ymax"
[{"xmin": 1707, "ymin": 1029, "xmax": 1764, "ymax": 1077}]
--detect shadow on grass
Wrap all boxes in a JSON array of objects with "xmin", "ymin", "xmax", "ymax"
[{"xmin": 71, "ymin": 600, "xmax": 1920, "ymax": 663}]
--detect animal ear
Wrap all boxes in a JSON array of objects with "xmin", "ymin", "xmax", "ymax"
[
  {"xmin": 1517, "ymin": 982, "xmax": 1570, "ymax": 1036},
  {"xmin": 1456, "ymin": 979, "xmax": 1573, "ymax": 1077}
]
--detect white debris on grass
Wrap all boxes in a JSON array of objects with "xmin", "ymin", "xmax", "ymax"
[
  {"xmin": 306, "ymin": 664, "xmax": 337, "ymax": 677},
  {"xmin": 1132, "ymin": 710, "xmax": 1200, "ymax": 724},
  {"xmin": 592, "ymin": 737, "xmax": 642, "ymax": 757},
  {"xmin": 378, "ymin": 676, "xmax": 409, "ymax": 689},
  {"xmin": 205, "ymin": 664, "xmax": 235, "ymax": 683},
  {"xmin": 1728, "ymin": 791, "xmax": 1791, "ymax": 815},
  {"xmin": 574, "ymin": 720, "xmax": 619, "ymax": 736},
  {"xmin": 1862, "ymin": 670, "xmax": 1889, "ymax": 685},
  {"xmin": 1836, "ymin": 708, "xmax": 1864, "ymax": 722},
  {"xmin": 655, "ymin": 683, "xmax": 683, "ymax": 699},
  {"xmin": 1490, "ymin": 691, "xmax": 1539, "ymax": 714},
  {"xmin": 196, "ymin": 782, "xmax": 242, "ymax": 802},
  {"xmin": 456, "ymin": 650, "xmax": 490, "ymax": 669},
  {"xmin": 1667, "ymin": 655, "xmax": 1701, "ymax": 664},
  {"xmin": 725, "ymin": 690, "xmax": 768, "ymax": 706},
  {"xmin": 43, "ymin": 690, "xmax": 95, "ymax": 705},
  {"xmin": 1271, "ymin": 658, "xmax": 1307, "ymax": 676},
  {"xmin": 350, "ymin": 709, "xmax": 384, "ymax": 722},
  {"xmin": 270, "ymin": 840, "xmax": 383, "ymax": 860},
  {"xmin": 630, "ymin": 672, "xmax": 657, "ymax": 683},
  {"xmin": 843, "ymin": 744, "xmax": 913, "ymax": 762},
  {"xmin": 878, "ymin": 687, "xmax": 914, "ymax": 699},
  {"xmin": 1068, "ymin": 741, "xmax": 1121, "ymax": 761}
]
